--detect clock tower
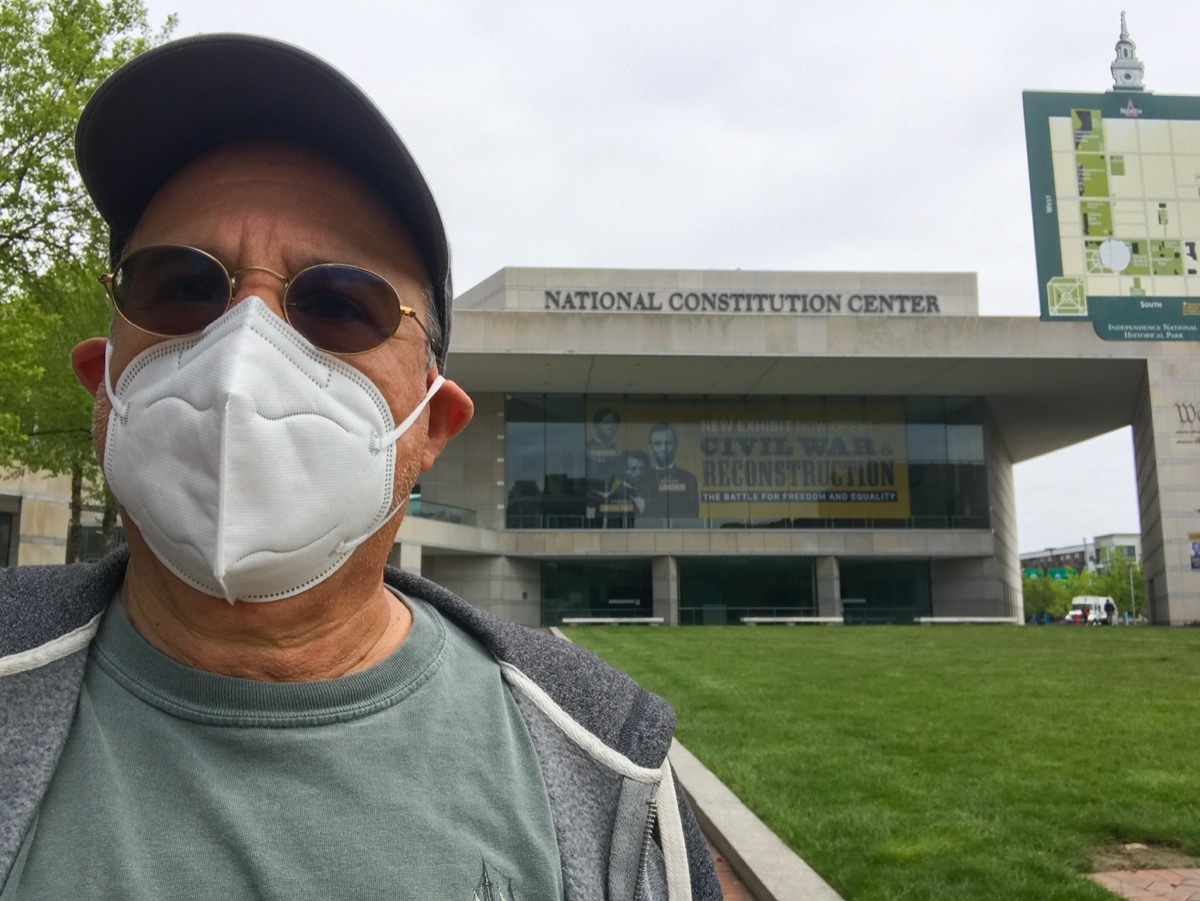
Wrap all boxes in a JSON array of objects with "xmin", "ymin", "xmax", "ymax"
[{"xmin": 1110, "ymin": 12, "xmax": 1146, "ymax": 92}]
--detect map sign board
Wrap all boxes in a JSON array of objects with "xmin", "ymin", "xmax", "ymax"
[{"xmin": 1023, "ymin": 90, "xmax": 1200, "ymax": 341}]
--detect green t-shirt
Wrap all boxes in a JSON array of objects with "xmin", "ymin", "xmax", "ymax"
[{"xmin": 3, "ymin": 591, "xmax": 562, "ymax": 900}]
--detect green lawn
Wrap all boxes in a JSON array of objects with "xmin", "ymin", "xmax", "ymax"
[{"xmin": 564, "ymin": 625, "xmax": 1200, "ymax": 900}]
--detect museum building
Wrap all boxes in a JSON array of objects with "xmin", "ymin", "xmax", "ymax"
[{"xmin": 390, "ymin": 265, "xmax": 1200, "ymax": 627}]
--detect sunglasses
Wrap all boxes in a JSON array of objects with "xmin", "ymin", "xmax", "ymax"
[{"xmin": 99, "ymin": 244, "xmax": 432, "ymax": 356}]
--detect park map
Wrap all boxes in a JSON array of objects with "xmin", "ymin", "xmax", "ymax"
[{"xmin": 1024, "ymin": 90, "xmax": 1200, "ymax": 340}]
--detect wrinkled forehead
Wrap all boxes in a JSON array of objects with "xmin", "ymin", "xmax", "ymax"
[{"xmin": 131, "ymin": 140, "xmax": 420, "ymax": 256}]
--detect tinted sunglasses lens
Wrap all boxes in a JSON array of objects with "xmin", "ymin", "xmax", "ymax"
[
  {"xmin": 285, "ymin": 265, "xmax": 401, "ymax": 354},
  {"xmin": 111, "ymin": 247, "xmax": 231, "ymax": 335}
]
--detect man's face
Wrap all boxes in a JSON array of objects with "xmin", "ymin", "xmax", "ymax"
[
  {"xmin": 625, "ymin": 455, "xmax": 648, "ymax": 485},
  {"xmin": 649, "ymin": 429, "xmax": 677, "ymax": 468},
  {"xmin": 85, "ymin": 140, "xmax": 471, "ymax": 553}
]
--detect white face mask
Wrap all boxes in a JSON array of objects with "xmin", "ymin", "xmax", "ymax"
[{"xmin": 103, "ymin": 297, "xmax": 443, "ymax": 604}]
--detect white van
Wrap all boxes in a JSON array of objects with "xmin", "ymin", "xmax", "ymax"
[{"xmin": 1066, "ymin": 596, "xmax": 1113, "ymax": 624}]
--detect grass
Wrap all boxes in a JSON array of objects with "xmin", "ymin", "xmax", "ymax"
[{"xmin": 564, "ymin": 625, "xmax": 1200, "ymax": 900}]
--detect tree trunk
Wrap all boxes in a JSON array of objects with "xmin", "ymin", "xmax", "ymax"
[{"xmin": 65, "ymin": 464, "xmax": 83, "ymax": 563}]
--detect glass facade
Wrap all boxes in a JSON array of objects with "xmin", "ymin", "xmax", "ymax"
[
  {"xmin": 0, "ymin": 495, "xmax": 17, "ymax": 567},
  {"xmin": 541, "ymin": 559, "xmax": 653, "ymax": 625},
  {"xmin": 677, "ymin": 556, "xmax": 816, "ymax": 625},
  {"xmin": 0, "ymin": 511, "xmax": 11, "ymax": 568},
  {"xmin": 505, "ymin": 395, "xmax": 989, "ymax": 531},
  {"xmin": 840, "ymin": 560, "xmax": 933, "ymax": 624}
]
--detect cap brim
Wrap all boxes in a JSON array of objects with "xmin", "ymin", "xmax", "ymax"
[{"xmin": 76, "ymin": 33, "xmax": 450, "ymax": 368}]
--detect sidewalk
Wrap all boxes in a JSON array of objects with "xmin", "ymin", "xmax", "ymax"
[
  {"xmin": 708, "ymin": 839, "xmax": 756, "ymax": 900},
  {"xmin": 669, "ymin": 739, "xmax": 843, "ymax": 901},
  {"xmin": 1091, "ymin": 869, "xmax": 1200, "ymax": 899}
]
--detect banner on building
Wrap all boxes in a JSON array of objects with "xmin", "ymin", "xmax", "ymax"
[{"xmin": 585, "ymin": 400, "xmax": 910, "ymax": 522}]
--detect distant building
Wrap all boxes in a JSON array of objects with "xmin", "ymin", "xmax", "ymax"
[
  {"xmin": 1094, "ymin": 533, "xmax": 1142, "ymax": 569},
  {"xmin": 1020, "ymin": 533, "xmax": 1141, "ymax": 576}
]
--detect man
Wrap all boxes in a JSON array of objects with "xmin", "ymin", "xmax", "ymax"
[
  {"xmin": 0, "ymin": 34, "xmax": 720, "ymax": 900},
  {"xmin": 645, "ymin": 423, "xmax": 700, "ymax": 520},
  {"xmin": 598, "ymin": 450, "xmax": 654, "ymax": 528}
]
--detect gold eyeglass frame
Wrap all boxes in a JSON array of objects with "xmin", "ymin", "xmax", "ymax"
[{"xmin": 99, "ymin": 244, "xmax": 433, "ymax": 356}]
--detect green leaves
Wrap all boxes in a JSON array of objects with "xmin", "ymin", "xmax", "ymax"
[
  {"xmin": 0, "ymin": 0, "xmax": 174, "ymax": 287},
  {"xmin": 1, "ymin": 251, "xmax": 108, "ymax": 479},
  {"xmin": 1020, "ymin": 554, "xmax": 1146, "ymax": 619},
  {"xmin": 0, "ymin": 1, "xmax": 174, "ymax": 557}
]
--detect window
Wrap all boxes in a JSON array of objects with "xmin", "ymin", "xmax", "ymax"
[{"xmin": 505, "ymin": 395, "xmax": 991, "ymax": 532}]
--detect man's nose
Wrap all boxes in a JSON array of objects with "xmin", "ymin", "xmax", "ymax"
[{"xmin": 230, "ymin": 266, "xmax": 290, "ymax": 318}]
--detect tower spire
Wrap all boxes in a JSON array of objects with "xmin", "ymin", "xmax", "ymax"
[{"xmin": 1111, "ymin": 11, "xmax": 1146, "ymax": 92}]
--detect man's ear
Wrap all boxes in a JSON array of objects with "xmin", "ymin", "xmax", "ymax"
[
  {"xmin": 420, "ymin": 373, "xmax": 473, "ymax": 471},
  {"xmin": 72, "ymin": 338, "xmax": 108, "ymax": 394}
]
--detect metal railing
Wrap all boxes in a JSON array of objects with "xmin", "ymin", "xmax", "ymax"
[
  {"xmin": 407, "ymin": 498, "xmax": 477, "ymax": 527},
  {"xmin": 678, "ymin": 605, "xmax": 820, "ymax": 626},
  {"xmin": 503, "ymin": 512, "xmax": 991, "ymax": 531},
  {"xmin": 545, "ymin": 606, "xmax": 656, "ymax": 626}
]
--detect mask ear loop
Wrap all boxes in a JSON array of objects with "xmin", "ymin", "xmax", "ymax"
[
  {"xmin": 103, "ymin": 341, "xmax": 128, "ymax": 419},
  {"xmin": 340, "ymin": 375, "xmax": 446, "ymax": 555},
  {"xmin": 370, "ymin": 375, "xmax": 445, "ymax": 452}
]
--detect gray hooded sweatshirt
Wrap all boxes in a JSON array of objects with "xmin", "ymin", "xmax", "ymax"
[{"xmin": 0, "ymin": 549, "xmax": 721, "ymax": 900}]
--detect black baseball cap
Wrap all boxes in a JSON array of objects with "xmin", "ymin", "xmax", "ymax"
[{"xmin": 75, "ymin": 33, "xmax": 453, "ymax": 370}]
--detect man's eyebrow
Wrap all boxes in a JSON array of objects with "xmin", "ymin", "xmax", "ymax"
[
  {"xmin": 196, "ymin": 249, "xmax": 335, "ymax": 275},
  {"xmin": 185, "ymin": 245, "xmax": 235, "ymax": 270}
]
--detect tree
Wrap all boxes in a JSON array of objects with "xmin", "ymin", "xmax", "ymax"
[
  {"xmin": 1096, "ymin": 550, "xmax": 1145, "ymax": 619},
  {"xmin": 0, "ymin": 0, "xmax": 174, "ymax": 560},
  {"xmin": 0, "ymin": 0, "xmax": 173, "ymax": 287},
  {"xmin": 1021, "ymin": 555, "xmax": 1147, "ymax": 623},
  {"xmin": 1021, "ymin": 570, "xmax": 1072, "ymax": 620},
  {"xmin": 1021, "ymin": 572, "xmax": 1061, "ymax": 619},
  {"xmin": 2, "ymin": 251, "xmax": 114, "ymax": 558}
]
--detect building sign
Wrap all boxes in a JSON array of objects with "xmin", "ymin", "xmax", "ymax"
[
  {"xmin": 546, "ymin": 290, "xmax": 943, "ymax": 316},
  {"xmin": 459, "ymin": 268, "xmax": 978, "ymax": 317},
  {"xmin": 1173, "ymin": 394, "xmax": 1200, "ymax": 447},
  {"xmin": 1023, "ymin": 90, "xmax": 1200, "ymax": 341},
  {"xmin": 585, "ymin": 400, "xmax": 910, "ymax": 524}
]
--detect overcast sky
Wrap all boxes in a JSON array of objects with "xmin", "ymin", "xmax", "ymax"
[{"xmin": 138, "ymin": 1, "xmax": 1198, "ymax": 552}]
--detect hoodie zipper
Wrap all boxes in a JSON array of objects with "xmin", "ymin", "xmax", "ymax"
[{"xmin": 631, "ymin": 797, "xmax": 659, "ymax": 901}]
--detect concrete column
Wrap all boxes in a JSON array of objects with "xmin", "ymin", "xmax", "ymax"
[
  {"xmin": 815, "ymin": 556, "xmax": 841, "ymax": 618},
  {"xmin": 930, "ymin": 557, "xmax": 1010, "ymax": 616},
  {"xmin": 1134, "ymin": 359, "xmax": 1200, "ymax": 624},
  {"xmin": 652, "ymin": 555, "xmax": 679, "ymax": 625},
  {"xmin": 388, "ymin": 541, "xmax": 423, "ymax": 577},
  {"xmin": 985, "ymin": 404, "xmax": 1022, "ymax": 620}
]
